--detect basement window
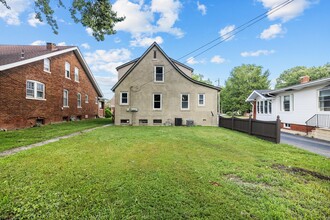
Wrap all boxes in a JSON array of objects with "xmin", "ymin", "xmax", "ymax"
[
  {"xmin": 120, "ymin": 119, "xmax": 130, "ymax": 125},
  {"xmin": 139, "ymin": 119, "xmax": 148, "ymax": 125},
  {"xmin": 153, "ymin": 119, "xmax": 162, "ymax": 125},
  {"xmin": 284, "ymin": 123, "xmax": 291, "ymax": 129}
]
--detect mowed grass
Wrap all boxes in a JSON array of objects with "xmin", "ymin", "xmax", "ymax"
[
  {"xmin": 0, "ymin": 126, "xmax": 329, "ymax": 219},
  {"xmin": 0, "ymin": 118, "xmax": 112, "ymax": 152}
]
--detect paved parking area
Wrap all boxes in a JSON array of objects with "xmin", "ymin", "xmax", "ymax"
[{"xmin": 281, "ymin": 132, "xmax": 330, "ymax": 158}]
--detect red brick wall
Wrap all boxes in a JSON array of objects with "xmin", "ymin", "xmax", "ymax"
[
  {"xmin": 0, "ymin": 51, "xmax": 100, "ymax": 130},
  {"xmin": 281, "ymin": 123, "xmax": 315, "ymax": 133}
]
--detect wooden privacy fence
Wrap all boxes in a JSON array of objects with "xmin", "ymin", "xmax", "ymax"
[{"xmin": 219, "ymin": 116, "xmax": 281, "ymax": 143}]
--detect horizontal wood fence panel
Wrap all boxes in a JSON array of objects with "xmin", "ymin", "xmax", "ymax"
[{"xmin": 219, "ymin": 116, "xmax": 281, "ymax": 143}]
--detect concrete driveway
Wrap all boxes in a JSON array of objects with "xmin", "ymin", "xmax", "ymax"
[{"xmin": 281, "ymin": 132, "xmax": 330, "ymax": 158}]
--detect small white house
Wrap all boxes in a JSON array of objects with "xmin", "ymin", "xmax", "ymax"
[{"xmin": 246, "ymin": 76, "xmax": 330, "ymax": 135}]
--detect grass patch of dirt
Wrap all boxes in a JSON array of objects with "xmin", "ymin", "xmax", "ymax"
[{"xmin": 272, "ymin": 164, "xmax": 330, "ymax": 181}]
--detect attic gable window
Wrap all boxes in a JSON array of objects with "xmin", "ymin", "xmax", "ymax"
[
  {"xmin": 26, "ymin": 80, "xmax": 45, "ymax": 100},
  {"xmin": 74, "ymin": 67, "xmax": 79, "ymax": 82},
  {"xmin": 65, "ymin": 62, "xmax": 70, "ymax": 79},
  {"xmin": 154, "ymin": 66, "xmax": 164, "ymax": 82},
  {"xmin": 44, "ymin": 58, "xmax": 50, "ymax": 72}
]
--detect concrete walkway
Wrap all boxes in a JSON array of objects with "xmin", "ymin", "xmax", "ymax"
[
  {"xmin": 281, "ymin": 132, "xmax": 330, "ymax": 158},
  {"xmin": 0, "ymin": 124, "xmax": 112, "ymax": 157}
]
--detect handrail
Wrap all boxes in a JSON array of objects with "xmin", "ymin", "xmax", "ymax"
[{"xmin": 306, "ymin": 114, "xmax": 330, "ymax": 128}]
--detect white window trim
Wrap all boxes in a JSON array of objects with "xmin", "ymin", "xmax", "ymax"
[
  {"xmin": 120, "ymin": 92, "xmax": 129, "ymax": 105},
  {"xmin": 154, "ymin": 66, "xmax": 164, "ymax": 82},
  {"xmin": 65, "ymin": 62, "xmax": 71, "ymax": 79},
  {"xmin": 74, "ymin": 67, "xmax": 79, "ymax": 82},
  {"xmin": 95, "ymin": 97, "xmax": 98, "ymax": 104},
  {"xmin": 256, "ymin": 100, "xmax": 272, "ymax": 115},
  {"xmin": 43, "ymin": 58, "xmax": 51, "ymax": 73},
  {"xmin": 198, "ymin": 94, "xmax": 205, "ymax": 106},
  {"xmin": 319, "ymin": 88, "xmax": 330, "ymax": 111},
  {"xmin": 181, "ymin": 94, "xmax": 190, "ymax": 110},
  {"xmin": 281, "ymin": 94, "xmax": 294, "ymax": 112},
  {"xmin": 77, "ymin": 93, "xmax": 82, "ymax": 108},
  {"xmin": 153, "ymin": 93, "xmax": 162, "ymax": 110},
  {"xmin": 85, "ymin": 94, "xmax": 89, "ymax": 103},
  {"xmin": 26, "ymin": 80, "xmax": 46, "ymax": 100},
  {"xmin": 63, "ymin": 89, "xmax": 69, "ymax": 107}
]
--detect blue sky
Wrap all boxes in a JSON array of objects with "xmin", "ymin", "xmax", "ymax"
[{"xmin": 1, "ymin": 0, "xmax": 329, "ymax": 99}]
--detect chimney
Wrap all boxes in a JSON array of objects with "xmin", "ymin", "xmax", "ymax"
[
  {"xmin": 21, "ymin": 49, "xmax": 25, "ymax": 59},
  {"xmin": 46, "ymin": 42, "xmax": 57, "ymax": 51},
  {"xmin": 300, "ymin": 75, "xmax": 310, "ymax": 84}
]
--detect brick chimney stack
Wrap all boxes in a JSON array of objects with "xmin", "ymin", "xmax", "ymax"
[
  {"xmin": 46, "ymin": 42, "xmax": 57, "ymax": 51},
  {"xmin": 300, "ymin": 75, "xmax": 310, "ymax": 84}
]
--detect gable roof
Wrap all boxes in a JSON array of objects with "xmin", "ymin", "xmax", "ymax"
[
  {"xmin": 0, "ymin": 44, "xmax": 103, "ymax": 97},
  {"xmin": 111, "ymin": 42, "xmax": 220, "ymax": 91},
  {"xmin": 246, "ymin": 76, "xmax": 330, "ymax": 102}
]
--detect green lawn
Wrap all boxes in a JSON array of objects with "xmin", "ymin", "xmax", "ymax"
[
  {"xmin": 0, "ymin": 126, "xmax": 329, "ymax": 219},
  {"xmin": 0, "ymin": 118, "xmax": 112, "ymax": 152}
]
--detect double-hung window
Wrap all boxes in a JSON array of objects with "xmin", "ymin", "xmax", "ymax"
[
  {"xmin": 85, "ymin": 94, "xmax": 89, "ymax": 103},
  {"xmin": 256, "ymin": 100, "xmax": 272, "ymax": 115},
  {"xmin": 153, "ymin": 94, "xmax": 162, "ymax": 110},
  {"xmin": 74, "ymin": 67, "xmax": 79, "ymax": 82},
  {"xmin": 181, "ymin": 94, "xmax": 189, "ymax": 110},
  {"xmin": 65, "ymin": 62, "xmax": 70, "ymax": 79},
  {"xmin": 44, "ymin": 58, "xmax": 50, "ymax": 72},
  {"xmin": 26, "ymin": 80, "xmax": 45, "ymax": 100},
  {"xmin": 77, "ymin": 93, "xmax": 81, "ymax": 108},
  {"xmin": 198, "ymin": 94, "xmax": 205, "ymax": 106},
  {"xmin": 120, "ymin": 92, "xmax": 129, "ymax": 105},
  {"xmin": 63, "ymin": 89, "xmax": 69, "ymax": 107},
  {"xmin": 154, "ymin": 66, "xmax": 164, "ymax": 82},
  {"xmin": 283, "ymin": 95, "xmax": 290, "ymax": 111},
  {"xmin": 319, "ymin": 89, "xmax": 330, "ymax": 111}
]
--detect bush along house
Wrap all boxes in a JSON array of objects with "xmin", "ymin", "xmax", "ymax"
[
  {"xmin": 0, "ymin": 43, "xmax": 104, "ymax": 130},
  {"xmin": 111, "ymin": 42, "xmax": 220, "ymax": 126},
  {"xmin": 246, "ymin": 76, "xmax": 330, "ymax": 141}
]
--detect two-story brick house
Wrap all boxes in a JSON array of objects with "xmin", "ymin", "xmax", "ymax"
[
  {"xmin": 111, "ymin": 42, "xmax": 220, "ymax": 126},
  {"xmin": 0, "ymin": 43, "xmax": 103, "ymax": 130}
]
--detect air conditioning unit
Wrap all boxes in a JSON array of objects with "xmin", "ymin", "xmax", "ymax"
[{"xmin": 186, "ymin": 120, "xmax": 194, "ymax": 127}]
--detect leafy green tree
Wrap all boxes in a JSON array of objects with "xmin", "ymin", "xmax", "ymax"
[
  {"xmin": 275, "ymin": 63, "xmax": 330, "ymax": 88},
  {"xmin": 192, "ymin": 73, "xmax": 213, "ymax": 85},
  {"xmin": 221, "ymin": 64, "xmax": 270, "ymax": 114},
  {"xmin": 105, "ymin": 107, "xmax": 112, "ymax": 119},
  {"xmin": 1, "ymin": 0, "xmax": 125, "ymax": 41}
]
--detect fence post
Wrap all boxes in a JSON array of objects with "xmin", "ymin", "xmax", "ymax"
[
  {"xmin": 276, "ymin": 115, "xmax": 281, "ymax": 144},
  {"xmin": 218, "ymin": 116, "xmax": 221, "ymax": 127},
  {"xmin": 248, "ymin": 114, "xmax": 252, "ymax": 135},
  {"xmin": 231, "ymin": 116, "xmax": 234, "ymax": 130}
]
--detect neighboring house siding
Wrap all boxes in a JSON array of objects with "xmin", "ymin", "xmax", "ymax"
[
  {"xmin": 114, "ymin": 45, "xmax": 218, "ymax": 126},
  {"xmin": 0, "ymin": 51, "xmax": 99, "ymax": 130},
  {"xmin": 255, "ymin": 85, "xmax": 326, "ymax": 125}
]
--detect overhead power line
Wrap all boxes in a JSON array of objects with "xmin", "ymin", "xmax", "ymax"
[{"xmin": 178, "ymin": 0, "xmax": 294, "ymax": 63}]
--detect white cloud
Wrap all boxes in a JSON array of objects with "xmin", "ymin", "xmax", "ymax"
[
  {"xmin": 197, "ymin": 1, "xmax": 207, "ymax": 15},
  {"xmin": 30, "ymin": 40, "xmax": 46, "ymax": 45},
  {"xmin": 240, "ymin": 49, "xmax": 275, "ymax": 57},
  {"xmin": 27, "ymin": 13, "xmax": 44, "ymax": 27},
  {"xmin": 211, "ymin": 55, "xmax": 225, "ymax": 64},
  {"xmin": 0, "ymin": 0, "xmax": 31, "ymax": 25},
  {"xmin": 81, "ymin": 43, "xmax": 90, "ymax": 49},
  {"xmin": 186, "ymin": 57, "xmax": 201, "ymax": 65},
  {"xmin": 57, "ymin": 42, "xmax": 66, "ymax": 46},
  {"xmin": 86, "ymin": 27, "xmax": 93, "ymax": 36},
  {"xmin": 130, "ymin": 35, "xmax": 163, "ymax": 47},
  {"xmin": 94, "ymin": 76, "xmax": 118, "ymax": 87},
  {"xmin": 258, "ymin": 0, "xmax": 312, "ymax": 22},
  {"xmin": 260, "ymin": 23, "xmax": 285, "ymax": 39},
  {"xmin": 84, "ymin": 48, "xmax": 132, "ymax": 75},
  {"xmin": 113, "ymin": 0, "xmax": 183, "ymax": 46},
  {"xmin": 219, "ymin": 25, "xmax": 235, "ymax": 41}
]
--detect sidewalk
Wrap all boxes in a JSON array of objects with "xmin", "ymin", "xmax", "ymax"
[{"xmin": 0, "ymin": 124, "xmax": 112, "ymax": 157}]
